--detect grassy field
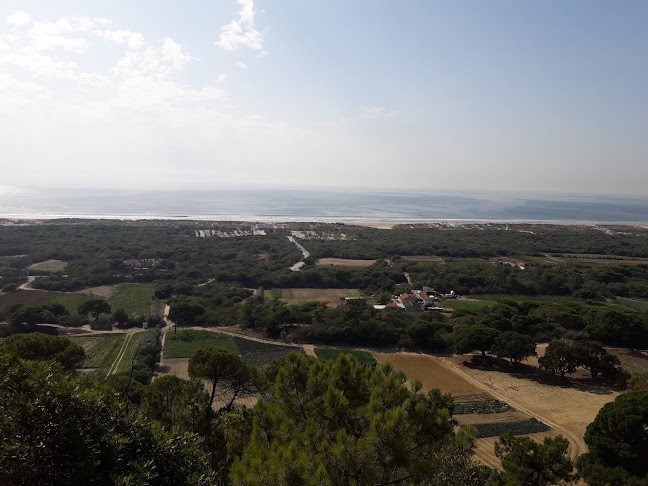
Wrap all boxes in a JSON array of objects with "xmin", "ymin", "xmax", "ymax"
[
  {"xmin": 115, "ymin": 331, "xmax": 146, "ymax": 374},
  {"xmin": 263, "ymin": 288, "xmax": 283, "ymax": 299},
  {"xmin": 0, "ymin": 256, "xmax": 15, "ymax": 264},
  {"xmin": 164, "ymin": 329, "xmax": 238, "ymax": 358},
  {"xmin": 110, "ymin": 283, "xmax": 155, "ymax": 315},
  {"xmin": 314, "ymin": 348, "xmax": 376, "ymax": 365},
  {"xmin": 615, "ymin": 298, "xmax": 648, "ymax": 312},
  {"xmin": 50, "ymin": 293, "xmax": 99, "ymax": 315},
  {"xmin": 77, "ymin": 334, "xmax": 127, "ymax": 376},
  {"xmin": 440, "ymin": 299, "xmax": 497, "ymax": 312},
  {"xmin": 402, "ymin": 255, "xmax": 444, "ymax": 263},
  {"xmin": 0, "ymin": 289, "xmax": 60, "ymax": 311}
]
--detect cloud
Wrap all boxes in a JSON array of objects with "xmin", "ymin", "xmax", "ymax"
[
  {"xmin": 98, "ymin": 29, "xmax": 145, "ymax": 50},
  {"xmin": 216, "ymin": 0, "xmax": 264, "ymax": 52},
  {"xmin": 7, "ymin": 11, "xmax": 31, "ymax": 26},
  {"xmin": 236, "ymin": 60, "xmax": 248, "ymax": 69}
]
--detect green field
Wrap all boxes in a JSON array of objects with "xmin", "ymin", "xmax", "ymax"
[
  {"xmin": 263, "ymin": 288, "xmax": 283, "ymax": 299},
  {"xmin": 616, "ymin": 298, "xmax": 648, "ymax": 312},
  {"xmin": 164, "ymin": 329, "xmax": 238, "ymax": 358},
  {"xmin": 439, "ymin": 299, "xmax": 497, "ymax": 312},
  {"xmin": 81, "ymin": 334, "xmax": 127, "ymax": 373},
  {"xmin": 50, "ymin": 293, "xmax": 99, "ymax": 315},
  {"xmin": 110, "ymin": 283, "xmax": 155, "ymax": 315},
  {"xmin": 0, "ymin": 256, "xmax": 15, "ymax": 264},
  {"xmin": 115, "ymin": 331, "xmax": 146, "ymax": 373},
  {"xmin": 314, "ymin": 348, "xmax": 376, "ymax": 365},
  {"xmin": 232, "ymin": 337, "xmax": 304, "ymax": 366}
]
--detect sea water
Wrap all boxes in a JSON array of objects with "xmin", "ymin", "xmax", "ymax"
[{"xmin": 1, "ymin": 185, "xmax": 648, "ymax": 224}]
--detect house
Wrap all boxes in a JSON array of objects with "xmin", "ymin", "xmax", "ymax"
[{"xmin": 123, "ymin": 259, "xmax": 142, "ymax": 269}]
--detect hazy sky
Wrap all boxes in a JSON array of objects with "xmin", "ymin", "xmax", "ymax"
[{"xmin": 1, "ymin": 1, "xmax": 647, "ymax": 195}]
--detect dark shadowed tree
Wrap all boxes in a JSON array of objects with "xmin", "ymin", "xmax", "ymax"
[
  {"xmin": 77, "ymin": 298, "xmax": 111, "ymax": 321},
  {"xmin": 491, "ymin": 331, "xmax": 537, "ymax": 365},
  {"xmin": 454, "ymin": 325, "xmax": 501, "ymax": 358},
  {"xmin": 0, "ymin": 333, "xmax": 85, "ymax": 369}
]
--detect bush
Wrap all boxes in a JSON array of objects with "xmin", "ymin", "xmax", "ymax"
[
  {"xmin": 1, "ymin": 283, "xmax": 17, "ymax": 292},
  {"xmin": 472, "ymin": 418, "xmax": 551, "ymax": 438}
]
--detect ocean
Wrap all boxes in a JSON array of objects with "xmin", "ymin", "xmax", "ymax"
[{"xmin": 1, "ymin": 185, "xmax": 648, "ymax": 224}]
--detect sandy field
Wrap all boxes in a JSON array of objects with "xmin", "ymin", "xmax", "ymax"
[
  {"xmin": 372, "ymin": 352, "xmax": 483, "ymax": 396},
  {"xmin": 28, "ymin": 259, "xmax": 67, "ymax": 272},
  {"xmin": 78, "ymin": 285, "xmax": 117, "ymax": 298},
  {"xmin": 316, "ymin": 258, "xmax": 377, "ymax": 267},
  {"xmin": 351, "ymin": 222, "xmax": 398, "ymax": 229},
  {"xmin": 280, "ymin": 288, "xmax": 359, "ymax": 306},
  {"xmin": 441, "ymin": 355, "xmax": 620, "ymax": 459}
]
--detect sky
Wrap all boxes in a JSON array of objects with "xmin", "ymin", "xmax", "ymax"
[{"xmin": 1, "ymin": 1, "xmax": 647, "ymax": 196}]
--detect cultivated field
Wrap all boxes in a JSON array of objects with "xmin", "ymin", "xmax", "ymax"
[
  {"xmin": 50, "ymin": 292, "xmax": 99, "ymax": 314},
  {"xmin": 372, "ymin": 352, "xmax": 483, "ymax": 396},
  {"xmin": 114, "ymin": 331, "xmax": 146, "ymax": 374},
  {"xmin": 28, "ymin": 259, "xmax": 67, "ymax": 272},
  {"xmin": 316, "ymin": 258, "xmax": 376, "ymax": 267},
  {"xmin": 0, "ymin": 289, "xmax": 60, "ymax": 310},
  {"xmin": 110, "ymin": 283, "xmax": 155, "ymax": 315},
  {"xmin": 164, "ymin": 329, "xmax": 237, "ymax": 358},
  {"xmin": 279, "ymin": 288, "xmax": 360, "ymax": 306},
  {"xmin": 402, "ymin": 255, "xmax": 444, "ymax": 263},
  {"xmin": 73, "ymin": 334, "xmax": 127, "ymax": 378},
  {"xmin": 441, "ymin": 354, "xmax": 621, "ymax": 459},
  {"xmin": 553, "ymin": 253, "xmax": 648, "ymax": 265}
]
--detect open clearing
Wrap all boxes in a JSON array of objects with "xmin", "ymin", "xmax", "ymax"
[
  {"xmin": 28, "ymin": 259, "xmax": 67, "ymax": 272},
  {"xmin": 316, "ymin": 258, "xmax": 376, "ymax": 267},
  {"xmin": 402, "ymin": 255, "xmax": 444, "ymax": 263},
  {"xmin": 280, "ymin": 288, "xmax": 360, "ymax": 306},
  {"xmin": 372, "ymin": 352, "xmax": 483, "ymax": 396},
  {"xmin": 609, "ymin": 347, "xmax": 648, "ymax": 372},
  {"xmin": 110, "ymin": 283, "xmax": 155, "ymax": 315},
  {"xmin": 49, "ymin": 292, "xmax": 99, "ymax": 314},
  {"xmin": 442, "ymin": 354, "xmax": 621, "ymax": 460},
  {"xmin": 79, "ymin": 285, "xmax": 117, "ymax": 298}
]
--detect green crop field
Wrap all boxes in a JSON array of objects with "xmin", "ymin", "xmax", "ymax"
[
  {"xmin": 110, "ymin": 283, "xmax": 155, "ymax": 315},
  {"xmin": 440, "ymin": 299, "xmax": 497, "ymax": 312},
  {"xmin": 164, "ymin": 329, "xmax": 238, "ymax": 358},
  {"xmin": 616, "ymin": 298, "xmax": 648, "ymax": 312},
  {"xmin": 232, "ymin": 337, "xmax": 304, "ymax": 366},
  {"xmin": 314, "ymin": 348, "xmax": 376, "ymax": 365},
  {"xmin": 0, "ymin": 256, "xmax": 15, "ymax": 264},
  {"xmin": 80, "ymin": 334, "xmax": 127, "ymax": 376},
  {"xmin": 115, "ymin": 331, "xmax": 146, "ymax": 374}
]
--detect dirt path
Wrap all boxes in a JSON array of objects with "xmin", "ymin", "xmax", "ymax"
[
  {"xmin": 196, "ymin": 279, "xmax": 215, "ymax": 287},
  {"xmin": 303, "ymin": 344, "xmax": 316, "ymax": 357},
  {"xmin": 108, "ymin": 333, "xmax": 132, "ymax": 376},
  {"xmin": 404, "ymin": 272, "xmax": 412, "ymax": 285},
  {"xmin": 287, "ymin": 235, "xmax": 310, "ymax": 271}
]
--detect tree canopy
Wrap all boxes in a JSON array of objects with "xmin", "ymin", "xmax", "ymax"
[
  {"xmin": 229, "ymin": 352, "xmax": 491, "ymax": 485},
  {"xmin": 0, "ymin": 333, "xmax": 85, "ymax": 369}
]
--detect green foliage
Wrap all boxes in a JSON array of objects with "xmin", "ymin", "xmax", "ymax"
[
  {"xmin": 0, "ymin": 332, "xmax": 85, "ymax": 369},
  {"xmin": 188, "ymin": 347, "xmax": 257, "ymax": 410},
  {"xmin": 492, "ymin": 431, "xmax": 576, "ymax": 485},
  {"xmin": 472, "ymin": 418, "xmax": 551, "ymax": 438},
  {"xmin": 538, "ymin": 339, "xmax": 580, "ymax": 378},
  {"xmin": 110, "ymin": 283, "xmax": 155, "ymax": 315},
  {"xmin": 454, "ymin": 400, "xmax": 514, "ymax": 415},
  {"xmin": 491, "ymin": 331, "xmax": 537, "ymax": 364},
  {"xmin": 77, "ymin": 298, "xmax": 111, "ymax": 321},
  {"xmin": 230, "ymin": 352, "xmax": 492, "ymax": 486},
  {"xmin": 0, "ymin": 355, "xmax": 215, "ymax": 486},
  {"xmin": 313, "ymin": 348, "xmax": 376, "ymax": 365},
  {"xmin": 454, "ymin": 325, "xmax": 501, "ymax": 357},
  {"xmin": 164, "ymin": 329, "xmax": 237, "ymax": 358},
  {"xmin": 577, "ymin": 391, "xmax": 648, "ymax": 486}
]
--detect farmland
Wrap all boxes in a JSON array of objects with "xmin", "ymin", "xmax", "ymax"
[
  {"xmin": 314, "ymin": 348, "xmax": 376, "ymax": 365},
  {"xmin": 0, "ymin": 289, "xmax": 60, "ymax": 311},
  {"xmin": 372, "ymin": 352, "xmax": 483, "ymax": 397},
  {"xmin": 553, "ymin": 253, "xmax": 648, "ymax": 265},
  {"xmin": 163, "ymin": 329, "xmax": 237, "ymax": 358},
  {"xmin": 109, "ymin": 283, "xmax": 155, "ymax": 315},
  {"xmin": 114, "ymin": 331, "xmax": 146, "ymax": 374},
  {"xmin": 278, "ymin": 288, "xmax": 361, "ymax": 306},
  {"xmin": 316, "ymin": 258, "xmax": 376, "ymax": 267},
  {"xmin": 49, "ymin": 292, "xmax": 98, "ymax": 314},
  {"xmin": 232, "ymin": 337, "xmax": 304, "ymax": 366},
  {"xmin": 73, "ymin": 333, "xmax": 127, "ymax": 378}
]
